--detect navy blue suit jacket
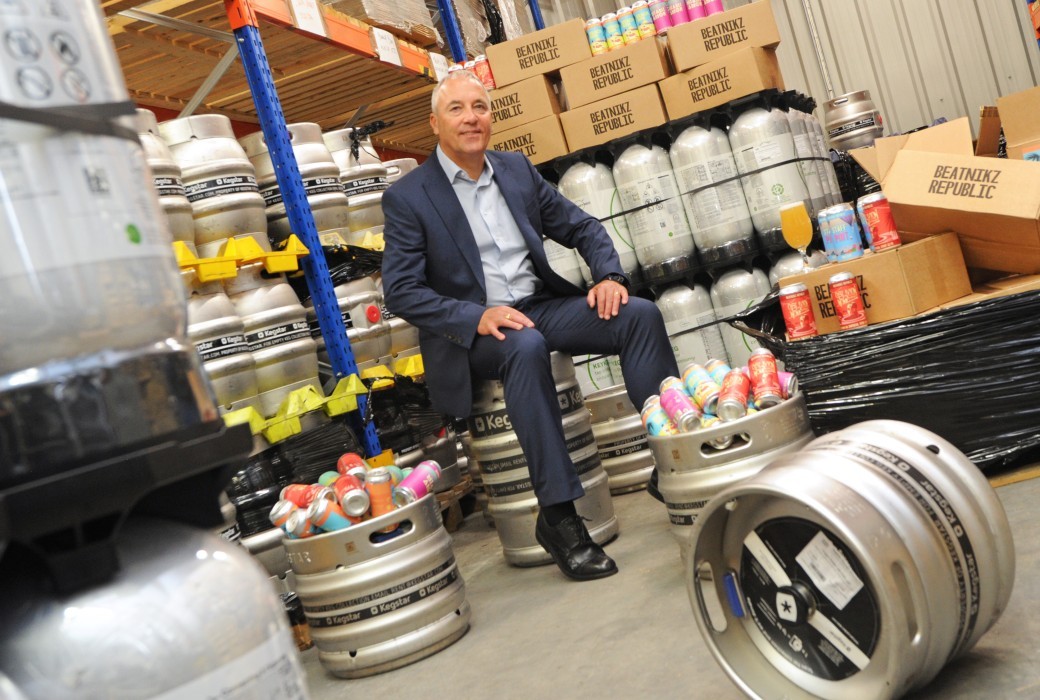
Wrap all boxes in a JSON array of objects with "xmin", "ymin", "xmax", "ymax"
[{"xmin": 381, "ymin": 150, "xmax": 625, "ymax": 417}]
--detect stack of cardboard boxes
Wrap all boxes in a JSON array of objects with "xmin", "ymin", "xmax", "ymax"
[{"xmin": 484, "ymin": 1, "xmax": 784, "ymax": 163}]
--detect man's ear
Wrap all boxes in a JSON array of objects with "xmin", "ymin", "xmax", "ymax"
[{"xmin": 430, "ymin": 113, "xmax": 439, "ymax": 136}]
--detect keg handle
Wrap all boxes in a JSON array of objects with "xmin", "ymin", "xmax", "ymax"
[
  {"xmin": 831, "ymin": 97, "xmax": 849, "ymax": 106},
  {"xmin": 698, "ymin": 432, "xmax": 753, "ymax": 461}
]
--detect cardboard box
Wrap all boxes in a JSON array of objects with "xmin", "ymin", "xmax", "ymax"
[
  {"xmin": 558, "ymin": 38, "xmax": 671, "ymax": 110},
  {"xmin": 658, "ymin": 47, "xmax": 783, "ymax": 121},
  {"xmin": 975, "ymin": 106, "xmax": 1002, "ymax": 157},
  {"xmin": 558, "ymin": 83, "xmax": 666, "ymax": 152},
  {"xmin": 485, "ymin": 18, "xmax": 591, "ymax": 88},
  {"xmin": 778, "ymin": 233, "xmax": 971, "ymax": 336},
  {"xmin": 489, "ymin": 114, "xmax": 569, "ymax": 165},
  {"xmin": 665, "ymin": 0, "xmax": 781, "ymax": 73},
  {"xmin": 996, "ymin": 86, "xmax": 1040, "ymax": 161},
  {"xmin": 850, "ymin": 117, "xmax": 1040, "ymax": 274},
  {"xmin": 490, "ymin": 75, "xmax": 561, "ymax": 134}
]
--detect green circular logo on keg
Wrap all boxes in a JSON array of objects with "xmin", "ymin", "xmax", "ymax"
[
  {"xmin": 126, "ymin": 224, "xmax": 142, "ymax": 244},
  {"xmin": 771, "ymin": 184, "xmax": 785, "ymax": 196}
]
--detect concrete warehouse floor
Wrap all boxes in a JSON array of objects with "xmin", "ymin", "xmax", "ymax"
[{"xmin": 300, "ymin": 473, "xmax": 1040, "ymax": 699}]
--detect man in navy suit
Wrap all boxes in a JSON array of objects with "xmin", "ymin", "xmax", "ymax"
[{"xmin": 382, "ymin": 70, "xmax": 678, "ymax": 581}]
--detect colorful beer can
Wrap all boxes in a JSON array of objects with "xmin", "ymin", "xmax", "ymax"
[
  {"xmin": 684, "ymin": 0, "xmax": 706, "ymax": 20},
  {"xmin": 778, "ymin": 370, "xmax": 798, "ymax": 399},
  {"xmin": 666, "ymin": 0, "xmax": 689, "ymax": 26},
  {"xmin": 631, "ymin": 0, "xmax": 657, "ymax": 37},
  {"xmin": 463, "ymin": 59, "xmax": 476, "ymax": 72},
  {"xmin": 285, "ymin": 510, "xmax": 316, "ymax": 539},
  {"xmin": 856, "ymin": 192, "xmax": 901, "ymax": 252},
  {"xmin": 347, "ymin": 465, "xmax": 368, "ymax": 484},
  {"xmin": 601, "ymin": 12, "xmax": 625, "ymax": 50},
  {"xmin": 659, "ymin": 375, "xmax": 689, "ymax": 396},
  {"xmin": 829, "ymin": 271, "xmax": 868, "ymax": 330},
  {"xmin": 336, "ymin": 452, "xmax": 367, "ymax": 475},
  {"xmin": 717, "ymin": 369, "xmax": 751, "ymax": 422},
  {"xmin": 281, "ymin": 483, "xmax": 335, "ymax": 508},
  {"xmin": 386, "ymin": 465, "xmax": 404, "ymax": 486},
  {"xmin": 472, "ymin": 54, "xmax": 496, "ymax": 89},
  {"xmin": 818, "ymin": 203, "xmax": 864, "ymax": 262},
  {"xmin": 659, "ymin": 387, "xmax": 702, "ymax": 431},
  {"xmin": 585, "ymin": 17, "xmax": 608, "ymax": 55},
  {"xmin": 703, "ymin": 0, "xmax": 724, "ymax": 14},
  {"xmin": 269, "ymin": 499, "xmax": 298, "ymax": 532},
  {"xmin": 641, "ymin": 395, "xmax": 680, "ymax": 436},
  {"xmin": 307, "ymin": 498, "xmax": 355, "ymax": 532},
  {"xmin": 748, "ymin": 348, "xmax": 783, "ymax": 408},
  {"xmin": 648, "ymin": 0, "xmax": 672, "ymax": 33},
  {"xmin": 318, "ymin": 470, "xmax": 340, "ymax": 487},
  {"xmin": 333, "ymin": 474, "xmax": 370, "ymax": 517},
  {"xmin": 779, "ymin": 282, "xmax": 819, "ymax": 340},
  {"xmin": 699, "ymin": 414, "xmax": 734, "ymax": 450},
  {"xmin": 393, "ymin": 459, "xmax": 442, "ymax": 506},
  {"xmin": 705, "ymin": 358, "xmax": 732, "ymax": 386},
  {"xmin": 617, "ymin": 6, "xmax": 641, "ymax": 44},
  {"xmin": 366, "ymin": 467, "xmax": 399, "ymax": 532},
  {"xmin": 692, "ymin": 380, "xmax": 721, "ymax": 415},
  {"xmin": 681, "ymin": 362, "xmax": 713, "ymax": 394}
]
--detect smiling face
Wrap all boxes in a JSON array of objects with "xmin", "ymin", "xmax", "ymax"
[{"xmin": 430, "ymin": 75, "xmax": 492, "ymax": 170}]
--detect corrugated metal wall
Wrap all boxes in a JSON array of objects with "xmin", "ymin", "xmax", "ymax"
[{"xmin": 761, "ymin": 0, "xmax": 1040, "ymax": 137}]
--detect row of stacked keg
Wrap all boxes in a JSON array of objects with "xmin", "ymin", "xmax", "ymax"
[
  {"xmin": 542, "ymin": 90, "xmax": 840, "ymax": 287},
  {"xmin": 136, "ymin": 108, "xmax": 421, "ymax": 417}
]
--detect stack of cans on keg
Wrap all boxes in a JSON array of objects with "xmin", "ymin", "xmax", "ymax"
[
  {"xmin": 268, "ymin": 453, "xmax": 442, "ymax": 539},
  {"xmin": 641, "ymin": 349, "xmax": 797, "ymax": 440}
]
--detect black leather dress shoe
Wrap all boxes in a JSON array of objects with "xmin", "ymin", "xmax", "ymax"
[{"xmin": 535, "ymin": 511, "xmax": 618, "ymax": 581}]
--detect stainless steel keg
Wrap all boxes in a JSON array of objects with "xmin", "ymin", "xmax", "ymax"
[
  {"xmin": 225, "ymin": 266, "xmax": 322, "ymax": 417},
  {"xmin": 650, "ymin": 393, "xmax": 813, "ymax": 552},
  {"xmin": 709, "ymin": 266, "xmax": 772, "ymax": 368},
  {"xmin": 0, "ymin": 518, "xmax": 308, "ymax": 699},
  {"xmin": 468, "ymin": 352, "xmax": 619, "ymax": 566},
  {"xmin": 688, "ymin": 420, "xmax": 1015, "ymax": 699},
  {"xmin": 136, "ymin": 108, "xmax": 195, "ymax": 251},
  {"xmin": 306, "ymin": 276, "xmax": 392, "ymax": 370},
  {"xmin": 158, "ymin": 114, "xmax": 269, "ymax": 257},
  {"xmin": 767, "ymin": 249, "xmax": 828, "ymax": 288},
  {"xmin": 323, "ymin": 128, "xmax": 389, "ymax": 234},
  {"xmin": 240, "ymin": 123, "xmax": 351, "ymax": 246},
  {"xmin": 384, "ymin": 158, "xmax": 419, "ymax": 185},
  {"xmin": 460, "ymin": 430, "xmax": 494, "ymax": 527},
  {"xmin": 543, "ymin": 237, "xmax": 586, "ymax": 287},
  {"xmin": 656, "ymin": 282, "xmax": 729, "ymax": 368},
  {"xmin": 285, "ymin": 494, "xmax": 470, "ymax": 678},
  {"xmin": 186, "ymin": 277, "xmax": 262, "ymax": 413},
  {"xmin": 396, "ymin": 425, "xmax": 462, "ymax": 492},
  {"xmin": 573, "ymin": 353, "xmax": 616, "ymax": 397},
  {"xmin": 824, "ymin": 90, "xmax": 885, "ymax": 151},
  {"xmin": 585, "ymin": 384, "xmax": 654, "ymax": 494}
]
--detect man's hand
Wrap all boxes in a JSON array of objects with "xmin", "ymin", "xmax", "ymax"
[
  {"xmin": 587, "ymin": 280, "xmax": 628, "ymax": 320},
  {"xmin": 478, "ymin": 305, "xmax": 534, "ymax": 341}
]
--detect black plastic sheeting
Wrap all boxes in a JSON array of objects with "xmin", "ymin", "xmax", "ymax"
[
  {"xmin": 363, "ymin": 375, "xmax": 448, "ymax": 454},
  {"xmin": 289, "ymin": 245, "xmax": 383, "ymax": 302},
  {"xmin": 735, "ymin": 288, "xmax": 1040, "ymax": 471}
]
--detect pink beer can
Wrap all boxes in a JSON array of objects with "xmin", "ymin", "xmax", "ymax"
[
  {"xmin": 393, "ymin": 460, "xmax": 442, "ymax": 506},
  {"xmin": 684, "ymin": 0, "xmax": 706, "ymax": 20},
  {"xmin": 659, "ymin": 387, "xmax": 701, "ymax": 431},
  {"xmin": 648, "ymin": 0, "xmax": 672, "ymax": 33}
]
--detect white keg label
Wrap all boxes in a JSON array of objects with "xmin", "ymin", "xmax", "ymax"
[
  {"xmin": 0, "ymin": 131, "xmax": 173, "ymax": 278},
  {"xmin": 245, "ymin": 321, "xmax": 311, "ymax": 351},
  {"xmin": 260, "ymin": 176, "xmax": 343, "ymax": 208},
  {"xmin": 574, "ymin": 186, "xmax": 636, "ymax": 251},
  {"xmin": 673, "ymin": 158, "xmax": 748, "ymax": 231},
  {"xmin": 148, "ymin": 631, "xmax": 306, "ymax": 700},
  {"xmin": 795, "ymin": 530, "xmax": 864, "ymax": 610},
  {"xmin": 666, "ymin": 310, "xmax": 726, "ymax": 369},
  {"xmin": 153, "ymin": 175, "xmax": 187, "ymax": 198},
  {"xmin": 344, "ymin": 176, "xmax": 388, "ymax": 197},
  {"xmin": 575, "ymin": 355, "xmax": 614, "ymax": 395},
  {"xmin": 186, "ymin": 175, "xmax": 259, "ymax": 203},
  {"xmin": 543, "ymin": 238, "xmax": 582, "ymax": 284},
  {"xmin": 734, "ymin": 139, "xmax": 807, "ymax": 219},
  {"xmin": 196, "ymin": 333, "xmax": 250, "ymax": 362},
  {"xmin": 743, "ymin": 530, "xmax": 792, "ymax": 587},
  {"xmin": 617, "ymin": 174, "xmax": 693, "ymax": 264}
]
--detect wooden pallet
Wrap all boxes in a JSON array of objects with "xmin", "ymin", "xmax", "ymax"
[{"xmin": 436, "ymin": 473, "xmax": 474, "ymax": 533}]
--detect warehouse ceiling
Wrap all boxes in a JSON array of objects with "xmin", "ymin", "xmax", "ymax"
[{"xmin": 103, "ymin": 0, "xmax": 439, "ymax": 154}]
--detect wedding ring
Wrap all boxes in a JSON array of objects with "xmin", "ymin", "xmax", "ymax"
[
  {"xmin": 505, "ymin": 313, "xmax": 511, "ymax": 320},
  {"xmin": 614, "ymin": 291, "xmax": 620, "ymax": 296}
]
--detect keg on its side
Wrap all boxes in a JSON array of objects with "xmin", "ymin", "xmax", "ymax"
[
  {"xmin": 824, "ymin": 90, "xmax": 884, "ymax": 151},
  {"xmin": 158, "ymin": 114, "xmax": 269, "ymax": 257},
  {"xmin": 226, "ymin": 268, "xmax": 322, "ymax": 417},
  {"xmin": 467, "ymin": 352, "xmax": 619, "ymax": 566},
  {"xmin": 650, "ymin": 393, "xmax": 813, "ymax": 553},
  {"xmin": 286, "ymin": 495, "xmax": 470, "ymax": 678},
  {"xmin": 585, "ymin": 385, "xmax": 654, "ymax": 494},
  {"xmin": 688, "ymin": 420, "xmax": 1015, "ymax": 700},
  {"xmin": 240, "ymin": 123, "xmax": 351, "ymax": 247}
]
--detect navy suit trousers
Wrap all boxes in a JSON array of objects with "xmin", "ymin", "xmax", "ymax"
[{"xmin": 468, "ymin": 294, "xmax": 679, "ymax": 506}]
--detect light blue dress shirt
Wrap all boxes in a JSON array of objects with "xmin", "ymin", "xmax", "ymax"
[{"xmin": 436, "ymin": 147, "xmax": 541, "ymax": 307}]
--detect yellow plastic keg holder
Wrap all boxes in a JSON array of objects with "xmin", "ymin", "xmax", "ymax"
[
  {"xmin": 261, "ymin": 384, "xmax": 328, "ymax": 444},
  {"xmin": 172, "ymin": 234, "xmax": 309, "ymax": 282}
]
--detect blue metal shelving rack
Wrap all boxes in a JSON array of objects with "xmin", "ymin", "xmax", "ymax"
[{"xmin": 229, "ymin": 8, "xmax": 382, "ymax": 457}]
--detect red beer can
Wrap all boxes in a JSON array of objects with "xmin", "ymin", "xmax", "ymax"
[
  {"xmin": 857, "ymin": 192, "xmax": 901, "ymax": 252},
  {"xmin": 717, "ymin": 369, "xmax": 751, "ymax": 422},
  {"xmin": 336, "ymin": 451, "xmax": 367, "ymax": 475},
  {"xmin": 747, "ymin": 348, "xmax": 782, "ymax": 408},
  {"xmin": 829, "ymin": 272, "xmax": 868, "ymax": 330},
  {"xmin": 779, "ymin": 283, "xmax": 818, "ymax": 340},
  {"xmin": 472, "ymin": 54, "xmax": 496, "ymax": 89}
]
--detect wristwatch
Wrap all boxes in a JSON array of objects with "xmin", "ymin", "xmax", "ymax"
[{"xmin": 600, "ymin": 273, "xmax": 630, "ymax": 289}]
